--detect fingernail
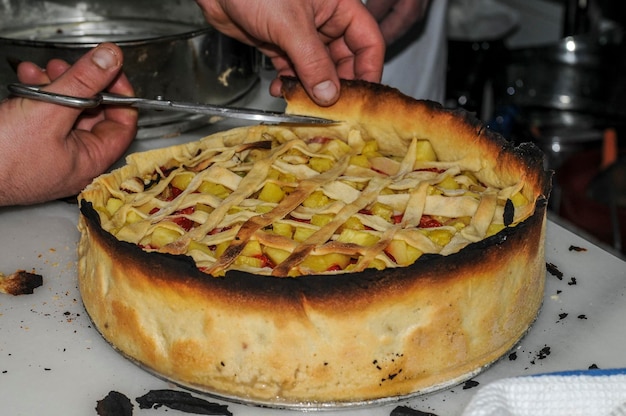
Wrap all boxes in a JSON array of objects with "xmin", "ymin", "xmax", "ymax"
[
  {"xmin": 313, "ymin": 80, "xmax": 338, "ymax": 105},
  {"xmin": 92, "ymin": 45, "xmax": 118, "ymax": 70}
]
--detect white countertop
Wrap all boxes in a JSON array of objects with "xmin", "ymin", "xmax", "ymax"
[{"xmin": 1, "ymin": 76, "xmax": 625, "ymax": 416}]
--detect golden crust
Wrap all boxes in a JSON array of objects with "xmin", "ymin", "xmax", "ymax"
[
  {"xmin": 282, "ymin": 76, "xmax": 548, "ymax": 194},
  {"xmin": 77, "ymin": 78, "xmax": 551, "ymax": 406}
]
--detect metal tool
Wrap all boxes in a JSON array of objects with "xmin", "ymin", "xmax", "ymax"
[{"xmin": 7, "ymin": 83, "xmax": 337, "ymax": 125}]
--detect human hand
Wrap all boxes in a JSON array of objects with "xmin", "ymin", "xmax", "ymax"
[
  {"xmin": 0, "ymin": 43, "xmax": 138, "ymax": 206},
  {"xmin": 195, "ymin": 0, "xmax": 385, "ymax": 106},
  {"xmin": 366, "ymin": 0, "xmax": 431, "ymax": 44}
]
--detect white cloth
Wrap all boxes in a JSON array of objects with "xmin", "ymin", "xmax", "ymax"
[
  {"xmin": 380, "ymin": 0, "xmax": 449, "ymax": 102},
  {"xmin": 462, "ymin": 369, "xmax": 626, "ymax": 416}
]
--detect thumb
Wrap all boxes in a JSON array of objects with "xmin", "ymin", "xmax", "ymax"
[{"xmin": 44, "ymin": 43, "xmax": 124, "ymax": 99}]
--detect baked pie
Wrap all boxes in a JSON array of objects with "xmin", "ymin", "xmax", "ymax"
[{"xmin": 77, "ymin": 78, "xmax": 551, "ymax": 406}]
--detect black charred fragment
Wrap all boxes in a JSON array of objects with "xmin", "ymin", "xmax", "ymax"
[
  {"xmin": 462, "ymin": 379, "xmax": 480, "ymax": 389},
  {"xmin": 536, "ymin": 346, "xmax": 551, "ymax": 360},
  {"xmin": 96, "ymin": 391, "xmax": 133, "ymax": 416},
  {"xmin": 136, "ymin": 389, "xmax": 232, "ymax": 415},
  {"xmin": 143, "ymin": 174, "xmax": 161, "ymax": 191},
  {"xmin": 503, "ymin": 198, "xmax": 515, "ymax": 226},
  {"xmin": 391, "ymin": 405, "xmax": 440, "ymax": 416},
  {"xmin": 546, "ymin": 262, "xmax": 563, "ymax": 280},
  {"xmin": 568, "ymin": 245, "xmax": 587, "ymax": 252},
  {"xmin": 0, "ymin": 270, "xmax": 43, "ymax": 295}
]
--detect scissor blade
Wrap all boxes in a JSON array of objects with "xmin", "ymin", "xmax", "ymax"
[
  {"xmin": 102, "ymin": 94, "xmax": 337, "ymax": 125},
  {"xmin": 7, "ymin": 83, "xmax": 338, "ymax": 125}
]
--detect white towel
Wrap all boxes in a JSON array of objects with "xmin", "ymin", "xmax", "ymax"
[{"xmin": 462, "ymin": 369, "xmax": 626, "ymax": 416}]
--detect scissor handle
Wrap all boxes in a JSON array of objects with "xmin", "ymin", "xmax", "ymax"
[{"xmin": 7, "ymin": 83, "xmax": 103, "ymax": 108}]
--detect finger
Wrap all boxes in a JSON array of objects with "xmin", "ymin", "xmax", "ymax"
[
  {"xmin": 328, "ymin": 38, "xmax": 358, "ymax": 80},
  {"xmin": 40, "ymin": 42, "xmax": 124, "ymax": 115},
  {"xmin": 45, "ymin": 59, "xmax": 72, "ymax": 80},
  {"xmin": 365, "ymin": 0, "xmax": 400, "ymax": 20},
  {"xmin": 286, "ymin": 31, "xmax": 341, "ymax": 106},
  {"xmin": 377, "ymin": 0, "xmax": 429, "ymax": 44},
  {"xmin": 99, "ymin": 72, "xmax": 138, "ymax": 133},
  {"xmin": 47, "ymin": 47, "xmax": 135, "ymax": 133},
  {"xmin": 48, "ymin": 53, "xmax": 136, "ymax": 132},
  {"xmin": 72, "ymin": 118, "xmax": 137, "ymax": 185},
  {"xmin": 266, "ymin": 54, "xmax": 297, "ymax": 97},
  {"xmin": 16, "ymin": 62, "xmax": 50, "ymax": 85},
  {"xmin": 81, "ymin": 65, "xmax": 137, "ymax": 167},
  {"xmin": 342, "ymin": 25, "xmax": 385, "ymax": 83},
  {"xmin": 39, "ymin": 43, "xmax": 128, "ymax": 128}
]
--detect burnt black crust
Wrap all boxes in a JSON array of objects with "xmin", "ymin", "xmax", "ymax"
[{"xmin": 79, "ymin": 191, "xmax": 547, "ymax": 305}]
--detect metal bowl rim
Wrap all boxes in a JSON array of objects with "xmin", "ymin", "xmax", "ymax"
[{"xmin": 0, "ymin": 19, "xmax": 215, "ymax": 47}]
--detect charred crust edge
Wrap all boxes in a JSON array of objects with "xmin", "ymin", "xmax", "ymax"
[{"xmin": 79, "ymin": 195, "xmax": 546, "ymax": 303}]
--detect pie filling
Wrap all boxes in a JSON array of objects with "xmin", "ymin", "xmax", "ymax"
[{"xmin": 95, "ymin": 128, "xmax": 536, "ymax": 277}]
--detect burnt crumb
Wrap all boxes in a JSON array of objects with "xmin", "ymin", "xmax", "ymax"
[
  {"xmin": 568, "ymin": 277, "xmax": 577, "ymax": 286},
  {"xmin": 462, "ymin": 379, "xmax": 480, "ymax": 390},
  {"xmin": 546, "ymin": 263, "xmax": 563, "ymax": 280},
  {"xmin": 568, "ymin": 245, "xmax": 587, "ymax": 252},
  {"xmin": 96, "ymin": 391, "xmax": 133, "ymax": 416},
  {"xmin": 391, "ymin": 405, "xmax": 440, "ymax": 416},
  {"xmin": 531, "ymin": 346, "xmax": 552, "ymax": 364},
  {"xmin": 0, "ymin": 270, "xmax": 43, "ymax": 295},
  {"xmin": 578, "ymin": 314, "xmax": 588, "ymax": 320},
  {"xmin": 556, "ymin": 290, "xmax": 562, "ymax": 295},
  {"xmin": 136, "ymin": 389, "xmax": 232, "ymax": 415},
  {"xmin": 508, "ymin": 351, "xmax": 518, "ymax": 361},
  {"xmin": 558, "ymin": 313, "xmax": 568, "ymax": 321},
  {"xmin": 538, "ymin": 346, "xmax": 551, "ymax": 359},
  {"xmin": 589, "ymin": 363, "xmax": 599, "ymax": 369}
]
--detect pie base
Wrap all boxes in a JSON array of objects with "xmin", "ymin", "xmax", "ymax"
[
  {"xmin": 77, "ymin": 78, "xmax": 550, "ymax": 406},
  {"xmin": 78, "ymin": 199, "xmax": 546, "ymax": 405}
]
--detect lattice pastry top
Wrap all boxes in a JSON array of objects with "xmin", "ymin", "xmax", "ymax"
[{"xmin": 90, "ymin": 123, "xmax": 536, "ymax": 277}]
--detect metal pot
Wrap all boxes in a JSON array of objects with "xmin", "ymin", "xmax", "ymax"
[
  {"xmin": 495, "ymin": 35, "xmax": 626, "ymax": 121},
  {"xmin": 0, "ymin": 0, "xmax": 260, "ymax": 138}
]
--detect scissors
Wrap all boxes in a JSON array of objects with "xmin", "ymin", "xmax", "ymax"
[{"xmin": 7, "ymin": 83, "xmax": 337, "ymax": 125}]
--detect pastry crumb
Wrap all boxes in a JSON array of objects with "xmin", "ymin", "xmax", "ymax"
[{"xmin": 0, "ymin": 270, "xmax": 43, "ymax": 296}]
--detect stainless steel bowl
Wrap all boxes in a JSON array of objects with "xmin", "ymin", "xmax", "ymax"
[{"xmin": 0, "ymin": 0, "xmax": 260, "ymax": 138}]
